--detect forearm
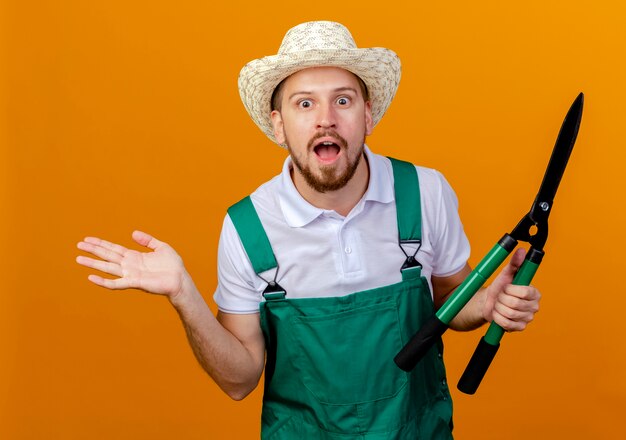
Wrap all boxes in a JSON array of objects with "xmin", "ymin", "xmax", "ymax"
[
  {"xmin": 435, "ymin": 250, "xmax": 540, "ymax": 333},
  {"xmin": 76, "ymin": 232, "xmax": 264, "ymax": 399},
  {"xmin": 169, "ymin": 274, "xmax": 264, "ymax": 400},
  {"xmin": 433, "ymin": 265, "xmax": 488, "ymax": 332}
]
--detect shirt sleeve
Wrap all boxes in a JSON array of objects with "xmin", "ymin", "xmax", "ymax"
[
  {"xmin": 430, "ymin": 170, "xmax": 471, "ymax": 277},
  {"xmin": 213, "ymin": 214, "xmax": 265, "ymax": 314}
]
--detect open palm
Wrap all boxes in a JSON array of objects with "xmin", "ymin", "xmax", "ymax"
[{"xmin": 76, "ymin": 230, "xmax": 186, "ymax": 297}]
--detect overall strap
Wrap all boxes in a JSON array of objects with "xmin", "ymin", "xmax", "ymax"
[
  {"xmin": 388, "ymin": 157, "xmax": 423, "ymax": 280},
  {"xmin": 227, "ymin": 196, "xmax": 286, "ymax": 300}
]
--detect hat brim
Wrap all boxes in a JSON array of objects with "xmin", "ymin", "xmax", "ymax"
[{"xmin": 238, "ymin": 47, "xmax": 401, "ymax": 145}]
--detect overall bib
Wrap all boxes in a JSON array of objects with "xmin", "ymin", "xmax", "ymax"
[{"xmin": 228, "ymin": 158, "xmax": 453, "ymax": 439}]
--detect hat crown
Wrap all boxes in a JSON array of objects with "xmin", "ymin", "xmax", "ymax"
[
  {"xmin": 238, "ymin": 21, "xmax": 401, "ymax": 145},
  {"xmin": 278, "ymin": 21, "xmax": 357, "ymax": 54}
]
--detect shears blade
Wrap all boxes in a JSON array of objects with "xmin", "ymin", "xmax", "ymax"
[
  {"xmin": 511, "ymin": 93, "xmax": 584, "ymax": 248},
  {"xmin": 534, "ymin": 92, "xmax": 584, "ymax": 214}
]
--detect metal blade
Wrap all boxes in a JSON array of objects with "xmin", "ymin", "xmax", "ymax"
[
  {"xmin": 511, "ymin": 93, "xmax": 584, "ymax": 249},
  {"xmin": 533, "ymin": 93, "xmax": 584, "ymax": 212}
]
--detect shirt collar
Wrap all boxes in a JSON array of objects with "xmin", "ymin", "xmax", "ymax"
[{"xmin": 277, "ymin": 145, "xmax": 395, "ymax": 228}]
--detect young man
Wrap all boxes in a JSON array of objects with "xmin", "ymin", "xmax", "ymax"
[{"xmin": 76, "ymin": 21, "xmax": 540, "ymax": 438}]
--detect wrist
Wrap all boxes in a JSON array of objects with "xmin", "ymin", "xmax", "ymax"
[
  {"xmin": 479, "ymin": 287, "xmax": 494, "ymax": 324},
  {"xmin": 473, "ymin": 287, "xmax": 490, "ymax": 324},
  {"xmin": 168, "ymin": 271, "xmax": 199, "ymax": 309}
]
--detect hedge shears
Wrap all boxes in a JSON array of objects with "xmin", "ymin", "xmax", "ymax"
[{"xmin": 394, "ymin": 93, "xmax": 584, "ymax": 394}]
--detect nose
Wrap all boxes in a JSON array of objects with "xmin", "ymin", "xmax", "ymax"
[{"xmin": 316, "ymin": 101, "xmax": 337, "ymax": 129}]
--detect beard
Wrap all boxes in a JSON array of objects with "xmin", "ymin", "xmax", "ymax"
[{"xmin": 286, "ymin": 130, "xmax": 366, "ymax": 193}]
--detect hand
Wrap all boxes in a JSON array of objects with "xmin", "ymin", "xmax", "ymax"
[
  {"xmin": 76, "ymin": 230, "xmax": 187, "ymax": 299},
  {"xmin": 482, "ymin": 248, "xmax": 541, "ymax": 331}
]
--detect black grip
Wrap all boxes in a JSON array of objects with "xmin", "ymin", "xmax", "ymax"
[
  {"xmin": 394, "ymin": 316, "xmax": 448, "ymax": 371},
  {"xmin": 457, "ymin": 337, "xmax": 500, "ymax": 395}
]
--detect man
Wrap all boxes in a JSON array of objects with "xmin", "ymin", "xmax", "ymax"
[{"xmin": 76, "ymin": 21, "xmax": 540, "ymax": 438}]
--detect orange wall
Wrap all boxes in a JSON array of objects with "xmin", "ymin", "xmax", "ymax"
[{"xmin": 2, "ymin": 1, "xmax": 625, "ymax": 438}]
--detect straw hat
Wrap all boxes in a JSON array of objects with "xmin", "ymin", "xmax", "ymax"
[{"xmin": 238, "ymin": 21, "xmax": 401, "ymax": 145}]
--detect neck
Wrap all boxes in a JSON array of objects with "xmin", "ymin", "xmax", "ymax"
[{"xmin": 292, "ymin": 153, "xmax": 369, "ymax": 217}]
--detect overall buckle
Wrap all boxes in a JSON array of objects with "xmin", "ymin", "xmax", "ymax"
[{"xmin": 262, "ymin": 281, "xmax": 287, "ymax": 301}]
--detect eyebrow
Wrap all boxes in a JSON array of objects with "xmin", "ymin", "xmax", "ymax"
[{"xmin": 287, "ymin": 87, "xmax": 358, "ymax": 101}]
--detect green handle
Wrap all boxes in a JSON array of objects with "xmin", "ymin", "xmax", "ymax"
[
  {"xmin": 457, "ymin": 250, "xmax": 542, "ymax": 394},
  {"xmin": 436, "ymin": 242, "xmax": 513, "ymax": 324},
  {"xmin": 484, "ymin": 257, "xmax": 539, "ymax": 344},
  {"xmin": 395, "ymin": 235, "xmax": 517, "ymax": 371}
]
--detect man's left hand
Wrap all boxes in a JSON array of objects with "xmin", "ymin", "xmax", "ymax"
[{"xmin": 482, "ymin": 248, "xmax": 541, "ymax": 331}]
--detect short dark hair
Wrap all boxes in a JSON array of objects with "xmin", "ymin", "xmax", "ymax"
[{"xmin": 270, "ymin": 71, "xmax": 370, "ymax": 112}]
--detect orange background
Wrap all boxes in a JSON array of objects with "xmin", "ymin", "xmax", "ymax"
[{"xmin": 2, "ymin": 1, "xmax": 625, "ymax": 438}]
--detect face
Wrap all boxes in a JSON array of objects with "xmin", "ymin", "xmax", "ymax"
[{"xmin": 270, "ymin": 67, "xmax": 373, "ymax": 193}]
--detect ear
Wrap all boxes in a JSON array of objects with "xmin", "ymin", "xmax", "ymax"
[
  {"xmin": 270, "ymin": 110, "xmax": 286, "ymax": 144},
  {"xmin": 364, "ymin": 101, "xmax": 374, "ymax": 136}
]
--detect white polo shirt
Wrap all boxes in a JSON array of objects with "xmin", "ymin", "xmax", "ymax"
[{"xmin": 213, "ymin": 146, "xmax": 470, "ymax": 314}]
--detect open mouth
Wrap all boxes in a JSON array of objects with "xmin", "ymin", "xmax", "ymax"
[{"xmin": 313, "ymin": 141, "xmax": 341, "ymax": 163}]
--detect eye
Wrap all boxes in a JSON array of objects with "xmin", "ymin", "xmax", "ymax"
[
  {"xmin": 298, "ymin": 99, "xmax": 313, "ymax": 109},
  {"xmin": 337, "ymin": 96, "xmax": 350, "ymax": 105}
]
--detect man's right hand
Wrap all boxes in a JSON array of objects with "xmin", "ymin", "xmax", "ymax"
[
  {"xmin": 76, "ymin": 230, "xmax": 188, "ymax": 300},
  {"xmin": 76, "ymin": 230, "xmax": 266, "ymax": 400}
]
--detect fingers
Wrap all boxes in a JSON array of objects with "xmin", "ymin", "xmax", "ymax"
[
  {"xmin": 492, "ymin": 310, "xmax": 530, "ymax": 331},
  {"xmin": 492, "ymin": 285, "xmax": 541, "ymax": 331},
  {"xmin": 500, "ymin": 284, "xmax": 541, "ymax": 308},
  {"xmin": 76, "ymin": 255, "xmax": 123, "ymax": 277},
  {"xmin": 76, "ymin": 233, "xmax": 161, "ymax": 292},
  {"xmin": 86, "ymin": 274, "xmax": 132, "ymax": 290},
  {"xmin": 84, "ymin": 236, "xmax": 129, "ymax": 255},
  {"xmin": 76, "ymin": 232, "xmax": 161, "ymax": 263},
  {"xmin": 76, "ymin": 249, "xmax": 127, "ymax": 290},
  {"xmin": 77, "ymin": 240, "xmax": 124, "ymax": 264}
]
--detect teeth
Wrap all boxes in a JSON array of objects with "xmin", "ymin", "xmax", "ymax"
[{"xmin": 322, "ymin": 141, "xmax": 333, "ymax": 145}]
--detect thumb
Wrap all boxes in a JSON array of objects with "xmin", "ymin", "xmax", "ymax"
[
  {"xmin": 491, "ymin": 247, "xmax": 526, "ymax": 290},
  {"xmin": 131, "ymin": 230, "xmax": 163, "ymax": 250}
]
